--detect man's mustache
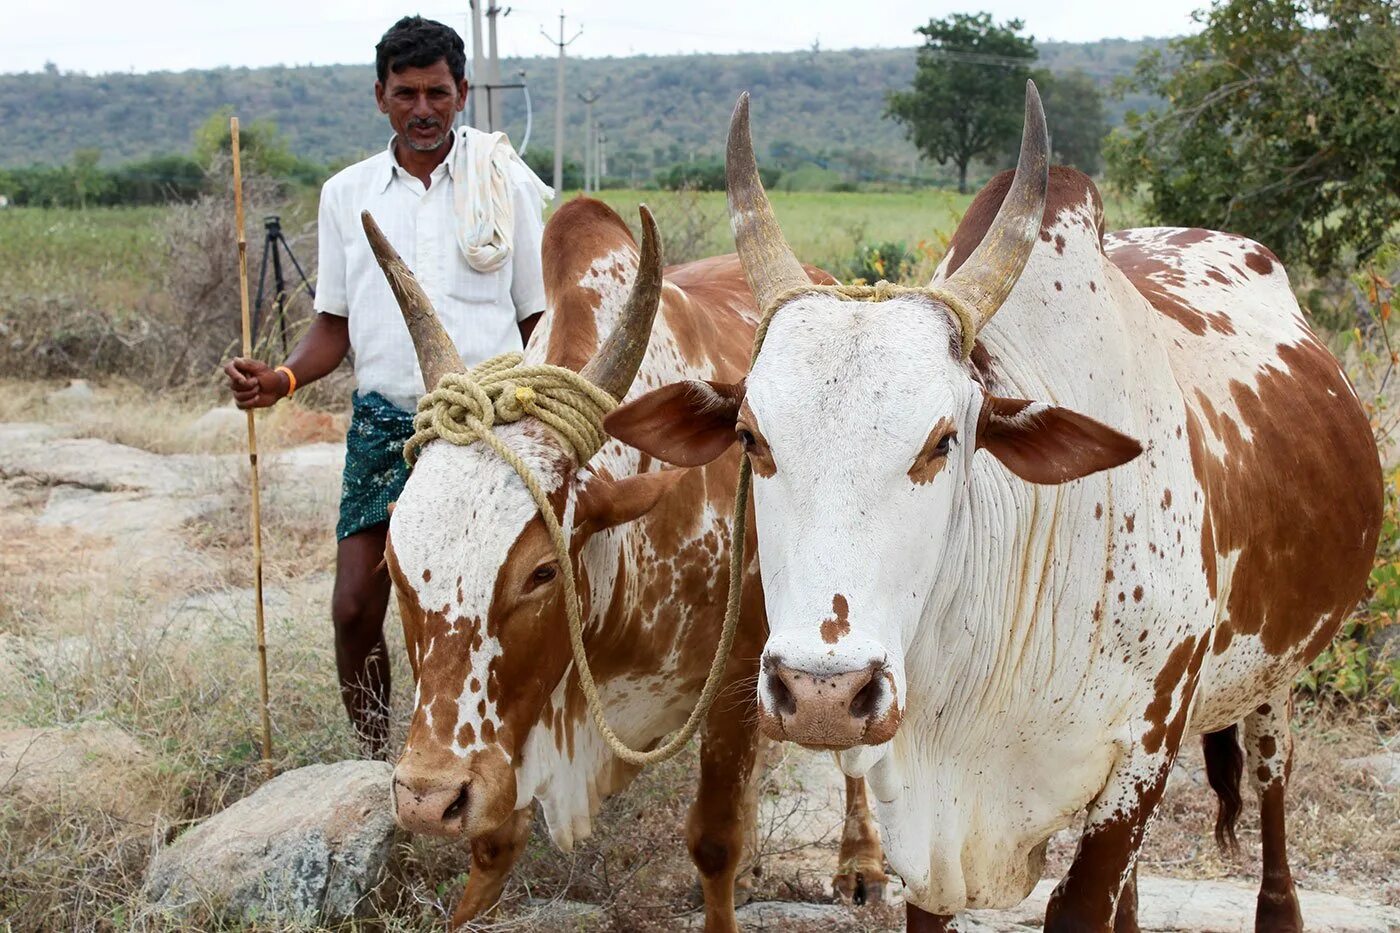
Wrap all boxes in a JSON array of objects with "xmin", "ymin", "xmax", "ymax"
[{"xmin": 407, "ymin": 118, "xmax": 442, "ymax": 130}]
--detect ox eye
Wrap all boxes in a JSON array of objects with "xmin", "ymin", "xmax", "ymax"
[
  {"xmin": 526, "ymin": 562, "xmax": 558, "ymax": 591},
  {"xmin": 934, "ymin": 432, "xmax": 958, "ymax": 457},
  {"xmin": 736, "ymin": 427, "xmax": 756, "ymax": 450}
]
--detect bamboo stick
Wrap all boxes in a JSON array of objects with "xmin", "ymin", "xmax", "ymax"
[{"xmin": 230, "ymin": 117, "xmax": 274, "ymax": 764}]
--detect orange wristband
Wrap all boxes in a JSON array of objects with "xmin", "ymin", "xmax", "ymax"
[{"xmin": 275, "ymin": 365, "xmax": 297, "ymax": 398}]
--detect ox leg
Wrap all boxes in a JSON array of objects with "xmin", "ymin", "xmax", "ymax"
[
  {"xmin": 833, "ymin": 771, "xmax": 889, "ymax": 905},
  {"xmin": 906, "ymin": 904, "xmax": 961, "ymax": 931},
  {"xmin": 1246, "ymin": 694, "xmax": 1302, "ymax": 933},
  {"xmin": 1113, "ymin": 863, "xmax": 1140, "ymax": 933},
  {"xmin": 1048, "ymin": 690, "xmax": 1203, "ymax": 933},
  {"xmin": 450, "ymin": 805, "xmax": 533, "ymax": 928},
  {"xmin": 687, "ymin": 662, "xmax": 762, "ymax": 932}
]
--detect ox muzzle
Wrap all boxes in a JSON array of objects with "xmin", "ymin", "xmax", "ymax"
[{"xmin": 758, "ymin": 639, "xmax": 901, "ymax": 749}]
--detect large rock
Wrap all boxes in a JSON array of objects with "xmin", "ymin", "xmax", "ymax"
[
  {"xmin": 0, "ymin": 722, "xmax": 176, "ymax": 836},
  {"xmin": 143, "ymin": 760, "xmax": 399, "ymax": 924},
  {"xmin": 46, "ymin": 379, "xmax": 94, "ymax": 404},
  {"xmin": 182, "ymin": 405, "xmax": 247, "ymax": 446}
]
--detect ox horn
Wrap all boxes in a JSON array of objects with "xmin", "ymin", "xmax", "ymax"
[
  {"xmin": 361, "ymin": 210, "xmax": 464, "ymax": 391},
  {"xmin": 579, "ymin": 204, "xmax": 664, "ymax": 400},
  {"xmin": 726, "ymin": 92, "xmax": 811, "ymax": 314},
  {"xmin": 940, "ymin": 80, "xmax": 1050, "ymax": 337}
]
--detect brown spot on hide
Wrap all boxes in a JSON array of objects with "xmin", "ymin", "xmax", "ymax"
[
  {"xmin": 1143, "ymin": 636, "xmax": 1199, "ymax": 754},
  {"xmin": 1108, "ymin": 235, "xmax": 1239, "ymax": 336},
  {"xmin": 1185, "ymin": 338, "xmax": 1382, "ymax": 659},
  {"xmin": 1259, "ymin": 734, "xmax": 1277, "ymax": 759},
  {"xmin": 821, "ymin": 595, "xmax": 852, "ymax": 644},
  {"xmin": 1244, "ymin": 245, "xmax": 1278, "ymax": 276},
  {"xmin": 458, "ymin": 722, "xmax": 476, "ymax": 746}
]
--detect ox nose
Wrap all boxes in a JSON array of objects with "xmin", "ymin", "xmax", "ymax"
[
  {"xmin": 761, "ymin": 654, "xmax": 896, "ymax": 749},
  {"xmin": 392, "ymin": 769, "xmax": 472, "ymax": 837}
]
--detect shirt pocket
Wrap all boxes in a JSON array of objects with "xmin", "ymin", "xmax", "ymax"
[{"xmin": 448, "ymin": 253, "xmax": 510, "ymax": 306}]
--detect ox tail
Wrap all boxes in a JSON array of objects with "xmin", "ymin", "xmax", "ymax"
[{"xmin": 1202, "ymin": 725, "xmax": 1244, "ymax": 854}]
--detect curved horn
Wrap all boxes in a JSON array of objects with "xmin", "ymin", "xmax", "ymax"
[
  {"xmin": 579, "ymin": 204, "xmax": 664, "ymax": 400},
  {"xmin": 941, "ymin": 80, "xmax": 1050, "ymax": 336},
  {"xmin": 361, "ymin": 210, "xmax": 464, "ymax": 391},
  {"xmin": 726, "ymin": 93, "xmax": 811, "ymax": 313}
]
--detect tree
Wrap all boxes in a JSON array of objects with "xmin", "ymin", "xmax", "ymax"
[
  {"xmin": 192, "ymin": 107, "xmax": 297, "ymax": 178},
  {"xmin": 1036, "ymin": 70, "xmax": 1108, "ymax": 175},
  {"xmin": 70, "ymin": 148, "xmax": 112, "ymax": 209},
  {"xmin": 1107, "ymin": 0, "xmax": 1400, "ymax": 274},
  {"xmin": 886, "ymin": 13, "xmax": 1037, "ymax": 193}
]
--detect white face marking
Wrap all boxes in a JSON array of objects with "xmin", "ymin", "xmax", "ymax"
[
  {"xmin": 391, "ymin": 421, "xmax": 566, "ymax": 757},
  {"xmin": 747, "ymin": 296, "xmax": 976, "ymax": 720}
]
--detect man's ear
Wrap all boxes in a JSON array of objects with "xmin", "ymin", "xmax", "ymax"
[
  {"xmin": 574, "ymin": 469, "xmax": 691, "ymax": 538},
  {"xmin": 604, "ymin": 380, "xmax": 744, "ymax": 467},
  {"xmin": 977, "ymin": 395, "xmax": 1142, "ymax": 485}
]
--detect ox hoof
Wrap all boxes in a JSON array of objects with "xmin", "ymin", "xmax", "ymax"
[{"xmin": 833, "ymin": 869, "xmax": 889, "ymax": 906}]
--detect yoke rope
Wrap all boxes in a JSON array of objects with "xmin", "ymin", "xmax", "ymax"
[
  {"xmin": 762, "ymin": 280, "xmax": 979, "ymax": 360},
  {"xmin": 405, "ymin": 352, "xmax": 747, "ymax": 767}
]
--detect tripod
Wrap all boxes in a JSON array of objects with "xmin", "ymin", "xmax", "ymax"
[{"xmin": 253, "ymin": 215, "xmax": 315, "ymax": 354}]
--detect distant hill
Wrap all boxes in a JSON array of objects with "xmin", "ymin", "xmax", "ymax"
[{"xmin": 0, "ymin": 39, "xmax": 1167, "ymax": 178}]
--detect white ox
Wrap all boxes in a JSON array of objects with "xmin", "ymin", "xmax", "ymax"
[{"xmin": 608, "ymin": 85, "xmax": 1382, "ymax": 932}]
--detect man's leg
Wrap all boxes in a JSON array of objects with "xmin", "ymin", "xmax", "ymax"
[{"xmin": 332, "ymin": 521, "xmax": 393, "ymax": 757}]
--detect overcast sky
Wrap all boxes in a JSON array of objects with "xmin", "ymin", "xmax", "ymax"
[{"xmin": 2, "ymin": 0, "xmax": 1205, "ymax": 75}]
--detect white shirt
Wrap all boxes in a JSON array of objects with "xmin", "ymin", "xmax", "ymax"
[{"xmin": 314, "ymin": 136, "xmax": 548, "ymax": 412}]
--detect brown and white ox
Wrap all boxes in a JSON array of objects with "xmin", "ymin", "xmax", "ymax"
[
  {"xmin": 368, "ymin": 198, "xmax": 886, "ymax": 929},
  {"xmin": 607, "ymin": 87, "xmax": 1383, "ymax": 932}
]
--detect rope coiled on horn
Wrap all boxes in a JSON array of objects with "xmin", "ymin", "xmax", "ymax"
[
  {"xmin": 403, "ymin": 352, "xmax": 746, "ymax": 767},
  {"xmin": 761, "ymin": 280, "xmax": 980, "ymax": 360}
]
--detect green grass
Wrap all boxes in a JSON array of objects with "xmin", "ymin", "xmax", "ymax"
[{"xmin": 0, "ymin": 205, "xmax": 166, "ymax": 297}]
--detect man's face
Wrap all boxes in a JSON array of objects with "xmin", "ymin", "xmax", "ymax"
[{"xmin": 375, "ymin": 59, "xmax": 467, "ymax": 153}]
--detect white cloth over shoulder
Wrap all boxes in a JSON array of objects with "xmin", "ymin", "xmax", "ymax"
[{"xmin": 452, "ymin": 126, "xmax": 554, "ymax": 273}]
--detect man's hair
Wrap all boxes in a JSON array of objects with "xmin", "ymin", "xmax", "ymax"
[{"xmin": 375, "ymin": 16, "xmax": 467, "ymax": 84}]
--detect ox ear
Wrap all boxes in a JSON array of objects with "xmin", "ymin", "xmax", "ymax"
[
  {"xmin": 574, "ymin": 468, "xmax": 691, "ymax": 538},
  {"xmin": 977, "ymin": 395, "xmax": 1142, "ymax": 484},
  {"xmin": 604, "ymin": 380, "xmax": 744, "ymax": 467}
]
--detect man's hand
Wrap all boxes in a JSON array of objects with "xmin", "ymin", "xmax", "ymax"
[{"xmin": 224, "ymin": 358, "xmax": 290, "ymax": 409}]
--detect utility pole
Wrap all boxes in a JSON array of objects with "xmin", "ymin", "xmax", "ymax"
[
  {"xmin": 578, "ymin": 90, "xmax": 599, "ymax": 193},
  {"xmin": 468, "ymin": 1, "xmax": 486, "ymax": 129},
  {"xmin": 485, "ymin": 3, "xmax": 510, "ymax": 130},
  {"xmin": 598, "ymin": 128, "xmax": 607, "ymax": 182},
  {"xmin": 540, "ymin": 12, "xmax": 581, "ymax": 193}
]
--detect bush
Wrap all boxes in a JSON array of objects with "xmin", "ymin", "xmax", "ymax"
[
  {"xmin": 840, "ymin": 240, "xmax": 919, "ymax": 285},
  {"xmin": 656, "ymin": 159, "xmax": 779, "ymax": 192}
]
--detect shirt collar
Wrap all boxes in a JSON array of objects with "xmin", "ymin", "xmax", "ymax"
[{"xmin": 381, "ymin": 129, "xmax": 460, "ymax": 192}]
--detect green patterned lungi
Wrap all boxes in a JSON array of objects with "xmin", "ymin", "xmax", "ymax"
[{"xmin": 337, "ymin": 391, "xmax": 415, "ymax": 540}]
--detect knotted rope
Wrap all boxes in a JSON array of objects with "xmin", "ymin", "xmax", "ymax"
[{"xmin": 404, "ymin": 352, "xmax": 746, "ymax": 767}]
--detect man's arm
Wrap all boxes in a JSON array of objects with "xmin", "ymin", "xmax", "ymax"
[
  {"xmin": 225, "ymin": 313, "xmax": 351, "ymax": 408},
  {"xmin": 226, "ymin": 180, "xmax": 351, "ymax": 409}
]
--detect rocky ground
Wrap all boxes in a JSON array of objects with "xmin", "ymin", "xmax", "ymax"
[{"xmin": 0, "ymin": 382, "xmax": 1397, "ymax": 931}]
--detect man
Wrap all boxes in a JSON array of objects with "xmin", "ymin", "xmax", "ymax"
[{"xmin": 225, "ymin": 15, "xmax": 550, "ymax": 757}]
